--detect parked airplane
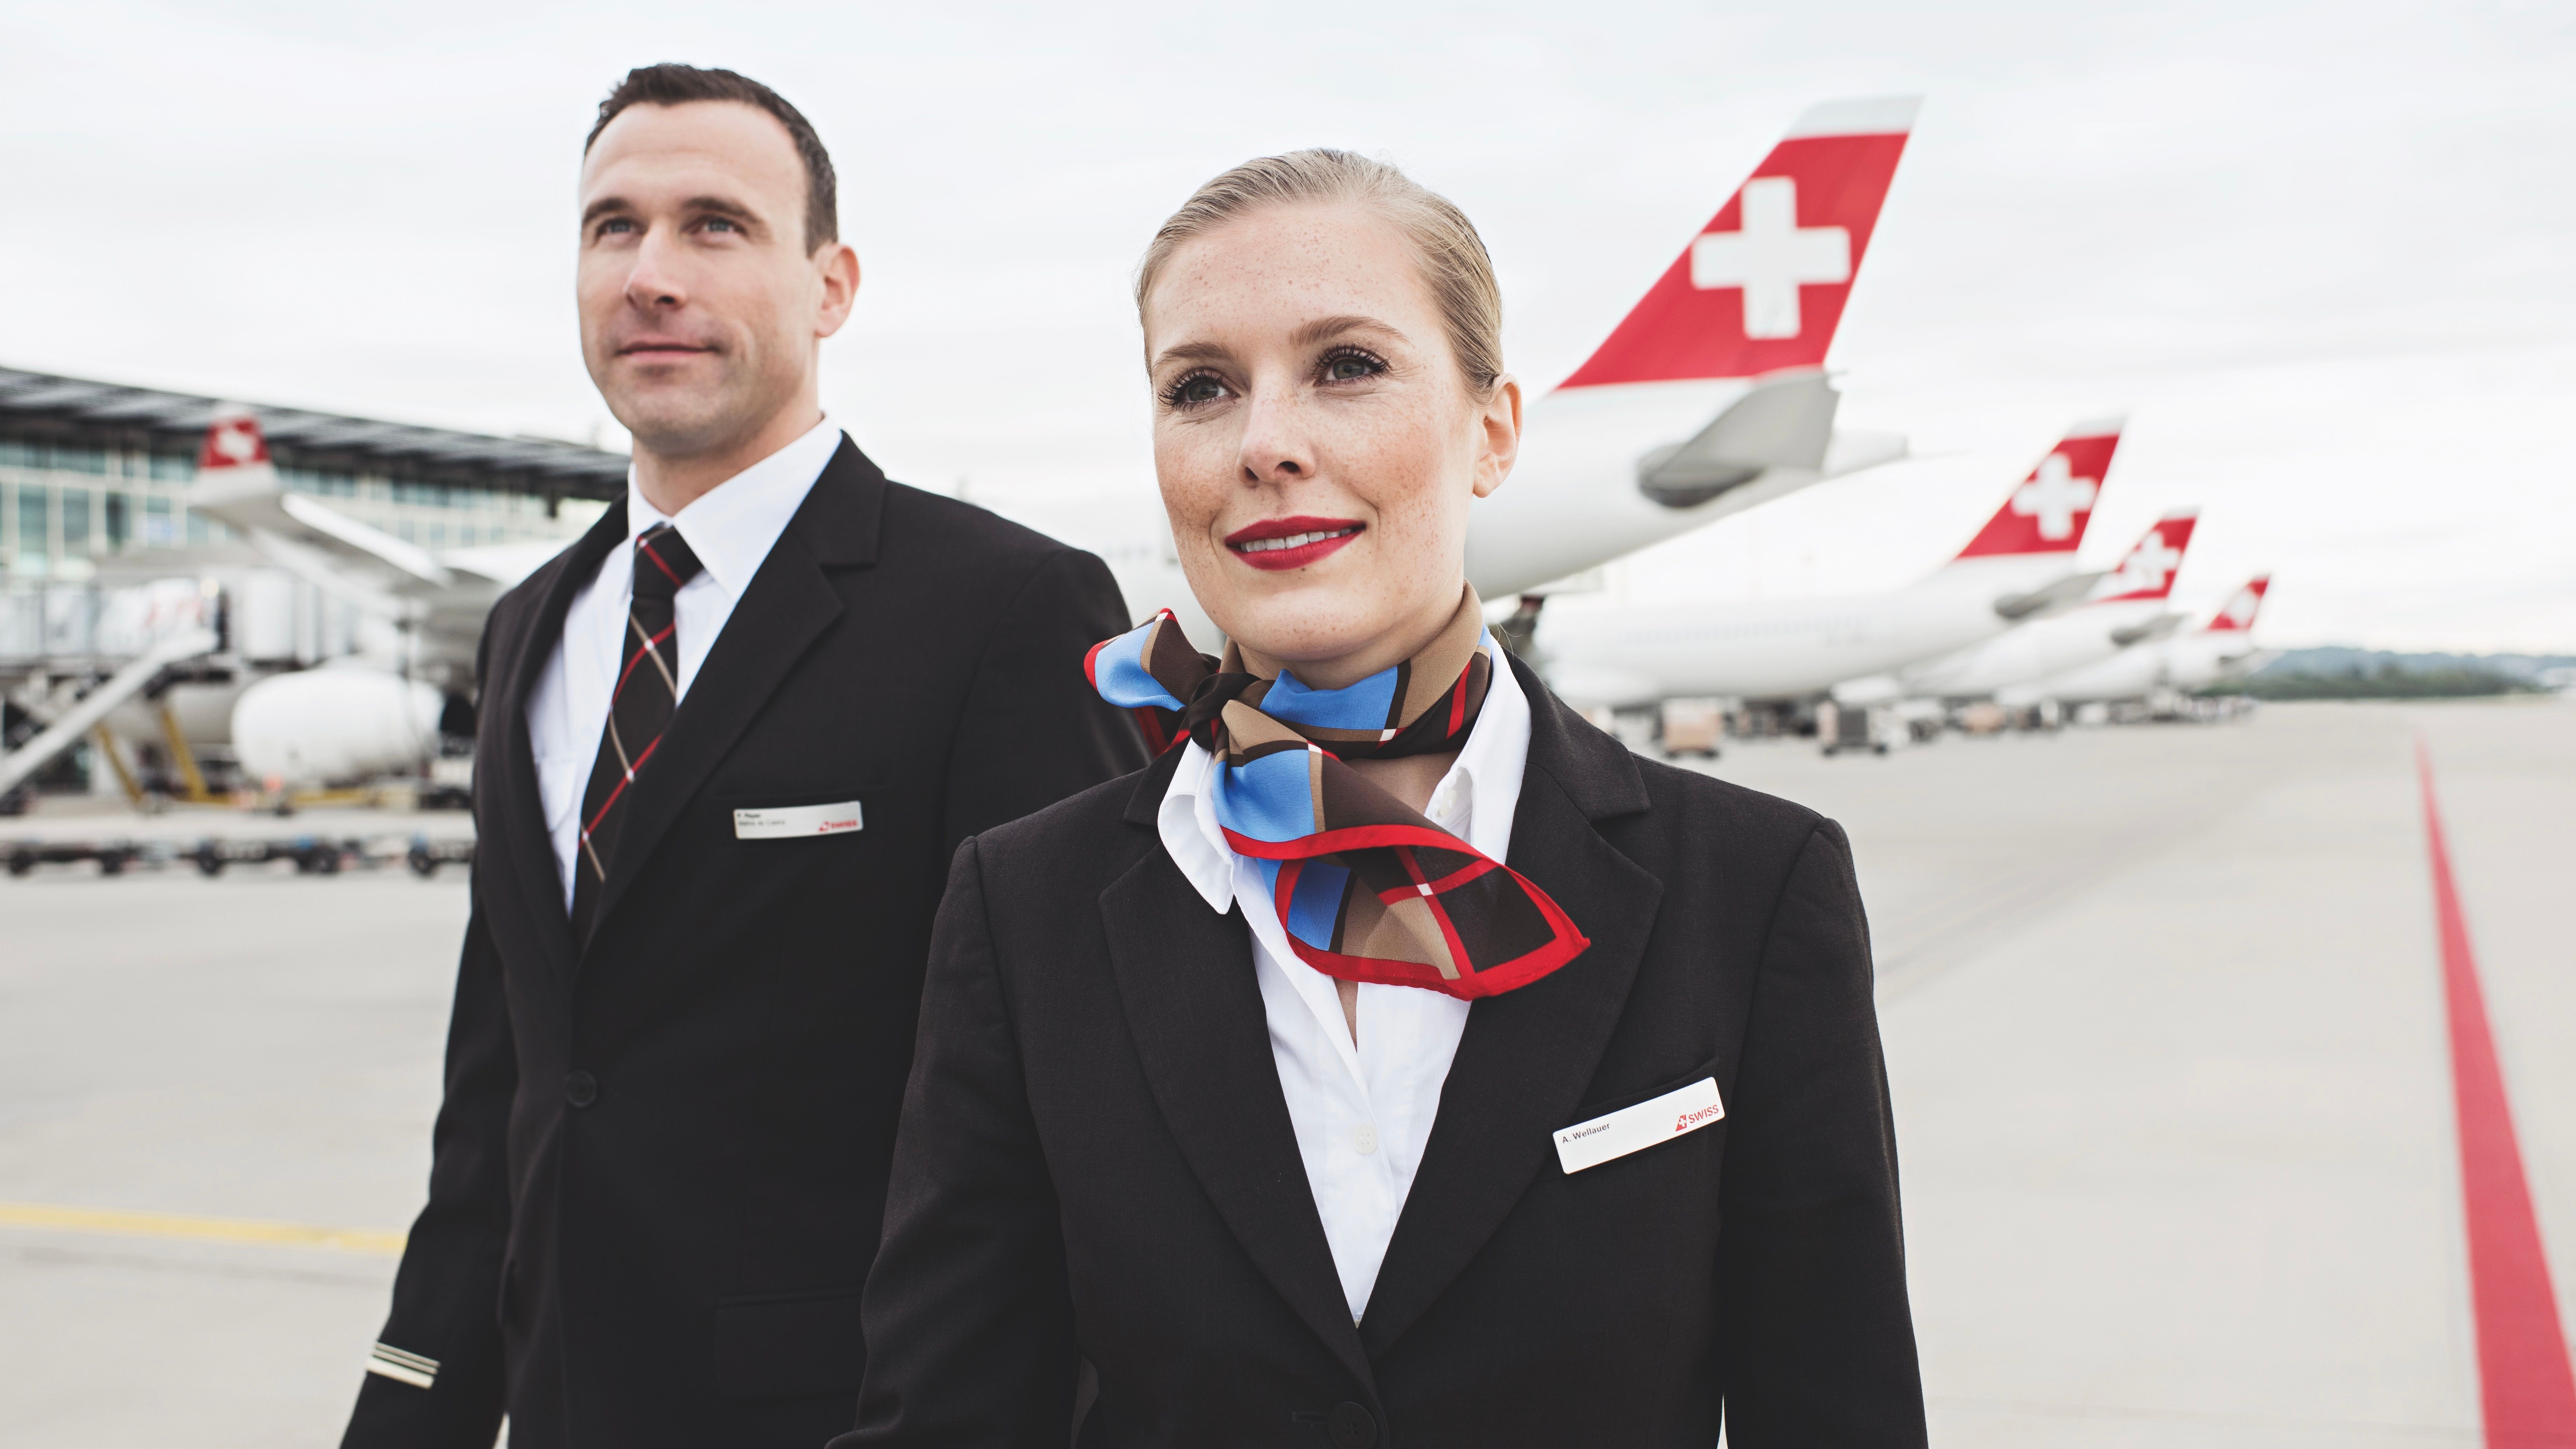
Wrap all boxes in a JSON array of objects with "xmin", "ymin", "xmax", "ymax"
[
  {"xmin": 2000, "ymin": 574, "xmax": 2273, "ymax": 705},
  {"xmin": 1535, "ymin": 418, "xmax": 2125, "ymax": 706},
  {"xmin": 176, "ymin": 411, "xmax": 546, "ymax": 786},
  {"xmin": 1849, "ymin": 510, "xmax": 2200, "ymax": 704},
  {"xmin": 186, "ymin": 410, "xmax": 559, "ymax": 682},
  {"xmin": 1087, "ymin": 95, "xmax": 1924, "ymax": 636}
]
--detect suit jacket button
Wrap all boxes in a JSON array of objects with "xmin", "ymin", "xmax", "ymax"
[
  {"xmin": 1328, "ymin": 1402, "xmax": 1376, "ymax": 1449},
  {"xmin": 563, "ymin": 1070, "xmax": 598, "ymax": 1108}
]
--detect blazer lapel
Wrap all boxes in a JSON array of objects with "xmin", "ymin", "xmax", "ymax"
[
  {"xmin": 1100, "ymin": 768, "xmax": 1378, "ymax": 1393},
  {"xmin": 582, "ymin": 440, "xmax": 884, "ymax": 951},
  {"xmin": 481, "ymin": 503, "xmax": 626, "ymax": 983},
  {"xmin": 1357, "ymin": 659, "xmax": 1664, "ymax": 1358}
]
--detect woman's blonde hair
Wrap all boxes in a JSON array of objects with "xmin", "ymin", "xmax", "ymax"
[{"xmin": 1135, "ymin": 149, "xmax": 1504, "ymax": 398}]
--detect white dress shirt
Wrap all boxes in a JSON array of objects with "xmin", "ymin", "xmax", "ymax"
[
  {"xmin": 524, "ymin": 417, "xmax": 844, "ymax": 912},
  {"xmin": 1157, "ymin": 636, "xmax": 1531, "ymax": 1323}
]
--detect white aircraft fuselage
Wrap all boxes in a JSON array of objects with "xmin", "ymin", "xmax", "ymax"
[
  {"xmin": 2004, "ymin": 629, "xmax": 2269, "ymax": 705},
  {"xmin": 1467, "ymin": 376, "xmax": 1902, "ymax": 599},
  {"xmin": 1537, "ymin": 554, "xmax": 2077, "ymax": 706},
  {"xmin": 1900, "ymin": 599, "xmax": 2174, "ymax": 700}
]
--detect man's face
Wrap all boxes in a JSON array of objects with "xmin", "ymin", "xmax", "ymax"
[{"xmin": 576, "ymin": 101, "xmax": 849, "ymax": 460}]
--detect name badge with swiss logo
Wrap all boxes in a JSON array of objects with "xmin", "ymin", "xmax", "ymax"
[
  {"xmin": 732, "ymin": 801, "xmax": 864, "ymax": 840},
  {"xmin": 1553, "ymin": 1076, "xmax": 1724, "ymax": 1174}
]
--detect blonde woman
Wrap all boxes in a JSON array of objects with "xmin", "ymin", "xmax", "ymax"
[{"xmin": 840, "ymin": 152, "xmax": 1926, "ymax": 1448}]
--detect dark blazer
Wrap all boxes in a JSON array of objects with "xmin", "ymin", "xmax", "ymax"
[
  {"xmin": 343, "ymin": 438, "xmax": 1149, "ymax": 1449},
  {"xmin": 841, "ymin": 652, "xmax": 1926, "ymax": 1449}
]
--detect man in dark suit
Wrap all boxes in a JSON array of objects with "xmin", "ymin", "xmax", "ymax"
[{"xmin": 340, "ymin": 64, "xmax": 1146, "ymax": 1449}]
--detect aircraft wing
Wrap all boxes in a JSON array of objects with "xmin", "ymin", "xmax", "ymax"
[
  {"xmin": 188, "ymin": 468, "xmax": 454, "ymax": 595},
  {"xmin": 439, "ymin": 538, "xmax": 576, "ymax": 590}
]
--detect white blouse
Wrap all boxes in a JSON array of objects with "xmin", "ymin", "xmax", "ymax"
[{"xmin": 1155, "ymin": 640, "xmax": 1531, "ymax": 1321}]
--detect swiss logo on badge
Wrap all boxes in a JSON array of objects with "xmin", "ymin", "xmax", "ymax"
[
  {"xmin": 732, "ymin": 801, "xmax": 863, "ymax": 840},
  {"xmin": 1554, "ymin": 1077, "xmax": 1724, "ymax": 1174}
]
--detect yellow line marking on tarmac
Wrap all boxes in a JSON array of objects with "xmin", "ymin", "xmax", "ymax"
[{"xmin": 0, "ymin": 1201, "xmax": 405, "ymax": 1255}]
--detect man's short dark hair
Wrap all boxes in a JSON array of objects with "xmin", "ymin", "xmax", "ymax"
[{"xmin": 587, "ymin": 64, "xmax": 839, "ymax": 254}]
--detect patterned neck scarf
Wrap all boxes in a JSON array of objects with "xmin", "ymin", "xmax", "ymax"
[{"xmin": 1086, "ymin": 588, "xmax": 1588, "ymax": 1000}]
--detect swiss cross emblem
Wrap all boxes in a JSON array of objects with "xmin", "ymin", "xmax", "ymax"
[
  {"xmin": 2111, "ymin": 531, "xmax": 2185, "ymax": 595},
  {"xmin": 2009, "ymin": 453, "xmax": 2099, "ymax": 541},
  {"xmin": 202, "ymin": 416, "xmax": 268, "ymax": 468},
  {"xmin": 2220, "ymin": 588, "xmax": 2259, "ymax": 627},
  {"xmin": 1689, "ymin": 177, "xmax": 1851, "ymax": 339}
]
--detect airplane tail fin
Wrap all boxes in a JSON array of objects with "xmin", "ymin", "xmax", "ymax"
[
  {"xmin": 187, "ymin": 407, "xmax": 453, "ymax": 590},
  {"xmin": 188, "ymin": 406, "xmax": 288, "ymax": 519},
  {"xmin": 1559, "ymin": 97, "xmax": 1918, "ymax": 390},
  {"xmin": 1948, "ymin": 418, "xmax": 2123, "ymax": 561},
  {"xmin": 2093, "ymin": 510, "xmax": 2199, "ymax": 602},
  {"xmin": 2205, "ymin": 574, "xmax": 2271, "ymax": 632},
  {"xmin": 196, "ymin": 406, "xmax": 274, "ymax": 476}
]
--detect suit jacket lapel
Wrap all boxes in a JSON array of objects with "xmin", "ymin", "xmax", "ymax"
[
  {"xmin": 1358, "ymin": 658, "xmax": 1663, "ymax": 1358},
  {"xmin": 480, "ymin": 502, "xmax": 627, "ymax": 983},
  {"xmin": 1101, "ymin": 761, "xmax": 1378, "ymax": 1393},
  {"xmin": 582, "ymin": 440, "xmax": 884, "ymax": 952}
]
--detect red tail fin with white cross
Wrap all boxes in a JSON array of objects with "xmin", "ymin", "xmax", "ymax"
[
  {"xmin": 2092, "ymin": 511, "xmax": 2199, "ymax": 603},
  {"xmin": 197, "ymin": 408, "xmax": 272, "ymax": 474},
  {"xmin": 2205, "ymin": 575, "xmax": 2270, "ymax": 632},
  {"xmin": 1559, "ymin": 98, "xmax": 1918, "ymax": 389},
  {"xmin": 1950, "ymin": 419, "xmax": 2124, "ymax": 560}
]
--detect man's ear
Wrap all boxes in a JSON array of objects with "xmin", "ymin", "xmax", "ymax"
[
  {"xmin": 816, "ymin": 242, "xmax": 860, "ymax": 338},
  {"xmin": 1470, "ymin": 375, "xmax": 1522, "ymax": 500}
]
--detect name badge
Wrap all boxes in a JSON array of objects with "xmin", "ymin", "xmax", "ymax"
[
  {"xmin": 732, "ymin": 801, "xmax": 864, "ymax": 840},
  {"xmin": 1553, "ymin": 1077, "xmax": 1724, "ymax": 1174}
]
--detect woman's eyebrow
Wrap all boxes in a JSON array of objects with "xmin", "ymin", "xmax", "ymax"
[
  {"xmin": 1289, "ymin": 315, "xmax": 1401, "ymax": 347},
  {"xmin": 1152, "ymin": 340, "xmax": 1234, "ymax": 370}
]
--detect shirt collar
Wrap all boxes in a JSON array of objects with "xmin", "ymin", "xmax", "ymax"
[
  {"xmin": 1157, "ymin": 634, "xmax": 1532, "ymax": 915},
  {"xmin": 623, "ymin": 416, "xmax": 842, "ymax": 597}
]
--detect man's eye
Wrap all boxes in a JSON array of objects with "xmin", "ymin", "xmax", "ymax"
[
  {"xmin": 702, "ymin": 217, "xmax": 741, "ymax": 234},
  {"xmin": 598, "ymin": 218, "xmax": 637, "ymax": 236}
]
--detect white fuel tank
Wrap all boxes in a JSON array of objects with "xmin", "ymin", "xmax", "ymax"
[{"xmin": 231, "ymin": 668, "xmax": 443, "ymax": 787}]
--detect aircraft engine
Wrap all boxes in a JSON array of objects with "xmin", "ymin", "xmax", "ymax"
[{"xmin": 231, "ymin": 669, "xmax": 443, "ymax": 788}]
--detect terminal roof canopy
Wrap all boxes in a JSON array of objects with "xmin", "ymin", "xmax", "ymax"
[{"xmin": 0, "ymin": 365, "xmax": 629, "ymax": 500}]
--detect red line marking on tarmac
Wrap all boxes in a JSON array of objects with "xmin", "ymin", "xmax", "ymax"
[{"xmin": 2416, "ymin": 740, "xmax": 2576, "ymax": 1447}]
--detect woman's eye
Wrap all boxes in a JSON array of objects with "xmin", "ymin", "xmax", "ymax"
[
  {"xmin": 1168, "ymin": 374, "xmax": 1230, "ymax": 407},
  {"xmin": 1321, "ymin": 351, "xmax": 1385, "ymax": 383}
]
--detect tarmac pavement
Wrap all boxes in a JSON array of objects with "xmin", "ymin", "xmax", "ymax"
[{"xmin": 0, "ymin": 699, "xmax": 2567, "ymax": 1446}]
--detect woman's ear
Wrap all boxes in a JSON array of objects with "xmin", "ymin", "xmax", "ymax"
[{"xmin": 1470, "ymin": 375, "xmax": 1523, "ymax": 500}]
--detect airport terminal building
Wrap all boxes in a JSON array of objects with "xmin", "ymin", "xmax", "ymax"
[
  {"xmin": 0, "ymin": 365, "xmax": 629, "ymax": 796},
  {"xmin": 0, "ymin": 365, "xmax": 624, "ymax": 583}
]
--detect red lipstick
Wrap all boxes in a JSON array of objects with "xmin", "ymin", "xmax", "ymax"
[{"xmin": 1224, "ymin": 516, "xmax": 1364, "ymax": 572}]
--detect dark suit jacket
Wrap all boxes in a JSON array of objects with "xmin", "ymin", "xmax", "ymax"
[
  {"xmin": 840, "ymin": 652, "xmax": 1926, "ymax": 1449},
  {"xmin": 343, "ymin": 438, "xmax": 1148, "ymax": 1449}
]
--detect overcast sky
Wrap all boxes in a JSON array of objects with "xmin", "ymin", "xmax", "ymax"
[{"xmin": 6, "ymin": 0, "xmax": 2572, "ymax": 650}]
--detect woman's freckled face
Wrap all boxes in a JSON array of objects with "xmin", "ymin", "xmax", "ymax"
[{"xmin": 1142, "ymin": 201, "xmax": 1516, "ymax": 689}]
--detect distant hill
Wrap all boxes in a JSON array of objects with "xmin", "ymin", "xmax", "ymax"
[{"xmin": 2225, "ymin": 648, "xmax": 2576, "ymax": 701}]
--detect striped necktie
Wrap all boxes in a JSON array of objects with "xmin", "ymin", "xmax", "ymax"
[{"xmin": 570, "ymin": 523, "xmax": 704, "ymax": 940}]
